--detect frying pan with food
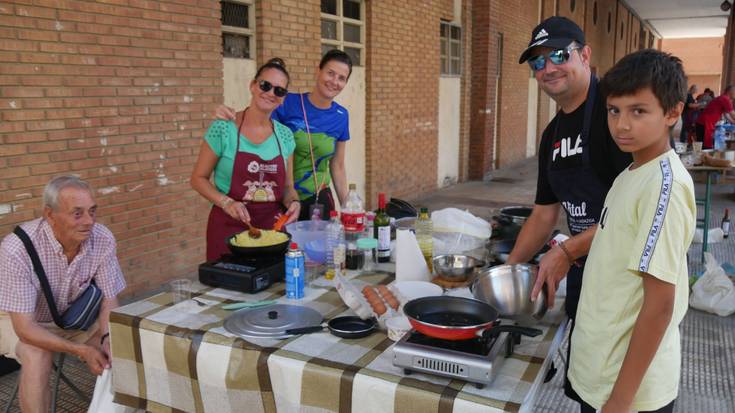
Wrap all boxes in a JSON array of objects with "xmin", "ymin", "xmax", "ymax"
[{"xmin": 226, "ymin": 231, "xmax": 292, "ymax": 258}]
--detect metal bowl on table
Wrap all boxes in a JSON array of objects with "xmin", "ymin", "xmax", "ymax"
[
  {"xmin": 470, "ymin": 264, "xmax": 547, "ymax": 326},
  {"xmin": 432, "ymin": 254, "xmax": 486, "ymax": 282}
]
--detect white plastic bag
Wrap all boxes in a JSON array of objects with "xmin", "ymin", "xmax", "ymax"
[
  {"xmin": 430, "ymin": 208, "xmax": 492, "ymax": 239},
  {"xmin": 430, "ymin": 208, "xmax": 490, "ymax": 256},
  {"xmin": 88, "ymin": 369, "xmax": 142, "ymax": 413},
  {"xmin": 689, "ymin": 253, "xmax": 735, "ymax": 317}
]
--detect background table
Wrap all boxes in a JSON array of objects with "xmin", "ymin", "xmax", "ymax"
[
  {"xmin": 109, "ymin": 271, "xmax": 565, "ymax": 413},
  {"xmin": 686, "ymin": 165, "xmax": 733, "ymax": 261}
]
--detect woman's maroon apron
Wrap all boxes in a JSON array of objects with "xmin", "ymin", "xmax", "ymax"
[{"xmin": 206, "ymin": 114, "xmax": 287, "ymax": 260}]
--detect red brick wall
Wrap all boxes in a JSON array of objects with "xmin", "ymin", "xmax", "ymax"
[
  {"xmin": 557, "ymin": 0, "xmax": 586, "ymax": 27},
  {"xmin": 495, "ymin": 0, "xmax": 538, "ymax": 167},
  {"xmin": 613, "ymin": 3, "xmax": 630, "ymax": 62},
  {"xmin": 0, "ymin": 0, "xmax": 222, "ymax": 295},
  {"xmin": 458, "ymin": 0, "xmax": 473, "ymax": 182},
  {"xmin": 468, "ymin": 0, "xmax": 499, "ymax": 179},
  {"xmin": 364, "ymin": 0, "xmax": 444, "ymax": 202},
  {"xmin": 256, "ymin": 0, "xmax": 321, "ymax": 91}
]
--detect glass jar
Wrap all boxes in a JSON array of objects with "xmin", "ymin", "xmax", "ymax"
[{"xmin": 357, "ymin": 237, "xmax": 378, "ymax": 272}]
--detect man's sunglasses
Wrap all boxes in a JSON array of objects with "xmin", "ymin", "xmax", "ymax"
[
  {"xmin": 527, "ymin": 45, "xmax": 580, "ymax": 72},
  {"xmin": 258, "ymin": 80, "xmax": 288, "ymax": 97}
]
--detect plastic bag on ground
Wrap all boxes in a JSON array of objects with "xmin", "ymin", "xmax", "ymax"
[
  {"xmin": 689, "ymin": 252, "xmax": 735, "ymax": 317},
  {"xmin": 88, "ymin": 369, "xmax": 142, "ymax": 413}
]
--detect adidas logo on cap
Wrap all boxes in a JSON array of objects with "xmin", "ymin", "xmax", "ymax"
[{"xmin": 535, "ymin": 28, "xmax": 548, "ymax": 40}]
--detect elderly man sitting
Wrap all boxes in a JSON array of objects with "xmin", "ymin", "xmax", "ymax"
[{"xmin": 0, "ymin": 176, "xmax": 126, "ymax": 412}]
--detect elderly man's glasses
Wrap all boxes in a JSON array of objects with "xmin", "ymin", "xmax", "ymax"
[
  {"xmin": 258, "ymin": 80, "xmax": 288, "ymax": 97},
  {"xmin": 527, "ymin": 46, "xmax": 580, "ymax": 72}
]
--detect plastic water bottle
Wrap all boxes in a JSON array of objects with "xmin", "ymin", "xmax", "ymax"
[
  {"xmin": 285, "ymin": 243, "xmax": 305, "ymax": 299},
  {"xmin": 341, "ymin": 183, "xmax": 365, "ymax": 242},
  {"xmin": 325, "ymin": 210, "xmax": 345, "ymax": 280},
  {"xmin": 415, "ymin": 207, "xmax": 434, "ymax": 272}
]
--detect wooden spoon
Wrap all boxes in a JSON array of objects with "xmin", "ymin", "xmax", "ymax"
[{"xmin": 245, "ymin": 224, "xmax": 261, "ymax": 239}]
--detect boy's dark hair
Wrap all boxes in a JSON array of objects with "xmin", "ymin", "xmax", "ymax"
[
  {"xmin": 255, "ymin": 57, "xmax": 290, "ymax": 87},
  {"xmin": 320, "ymin": 49, "xmax": 353, "ymax": 77},
  {"xmin": 600, "ymin": 49, "xmax": 686, "ymax": 113}
]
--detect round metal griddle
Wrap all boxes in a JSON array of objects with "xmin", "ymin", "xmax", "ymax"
[{"xmin": 224, "ymin": 304, "xmax": 322, "ymax": 339}]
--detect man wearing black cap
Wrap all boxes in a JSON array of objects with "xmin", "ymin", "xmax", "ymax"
[{"xmin": 506, "ymin": 15, "xmax": 631, "ymax": 407}]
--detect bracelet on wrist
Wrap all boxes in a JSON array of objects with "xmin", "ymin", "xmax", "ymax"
[
  {"xmin": 100, "ymin": 332, "xmax": 110, "ymax": 346},
  {"xmin": 558, "ymin": 241, "xmax": 575, "ymax": 265},
  {"xmin": 219, "ymin": 195, "xmax": 233, "ymax": 209}
]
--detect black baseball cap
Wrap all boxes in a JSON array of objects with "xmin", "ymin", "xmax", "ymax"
[{"xmin": 518, "ymin": 16, "xmax": 585, "ymax": 64}]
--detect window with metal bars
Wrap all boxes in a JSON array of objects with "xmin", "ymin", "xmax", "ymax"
[
  {"xmin": 221, "ymin": 0, "xmax": 254, "ymax": 59},
  {"xmin": 320, "ymin": 0, "xmax": 364, "ymax": 66}
]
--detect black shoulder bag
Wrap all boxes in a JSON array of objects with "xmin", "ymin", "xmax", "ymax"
[{"xmin": 13, "ymin": 226, "xmax": 102, "ymax": 331}]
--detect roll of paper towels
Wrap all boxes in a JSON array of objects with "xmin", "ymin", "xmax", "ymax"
[{"xmin": 395, "ymin": 229, "xmax": 432, "ymax": 282}]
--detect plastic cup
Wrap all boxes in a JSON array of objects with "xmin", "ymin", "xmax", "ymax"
[
  {"xmin": 169, "ymin": 279, "xmax": 191, "ymax": 303},
  {"xmin": 693, "ymin": 142, "xmax": 703, "ymax": 152}
]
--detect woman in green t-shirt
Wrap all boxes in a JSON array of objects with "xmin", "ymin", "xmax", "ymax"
[{"xmin": 191, "ymin": 58, "xmax": 301, "ymax": 260}]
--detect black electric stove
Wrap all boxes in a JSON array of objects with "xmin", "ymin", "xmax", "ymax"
[{"xmin": 198, "ymin": 254, "xmax": 284, "ymax": 294}]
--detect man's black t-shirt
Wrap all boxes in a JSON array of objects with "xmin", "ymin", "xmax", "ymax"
[{"xmin": 535, "ymin": 88, "xmax": 632, "ymax": 205}]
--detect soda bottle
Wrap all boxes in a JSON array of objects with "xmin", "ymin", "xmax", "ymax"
[
  {"xmin": 285, "ymin": 243, "xmax": 305, "ymax": 299},
  {"xmin": 341, "ymin": 183, "xmax": 365, "ymax": 241},
  {"xmin": 722, "ymin": 208, "xmax": 731, "ymax": 238},
  {"xmin": 415, "ymin": 207, "xmax": 434, "ymax": 272},
  {"xmin": 325, "ymin": 210, "xmax": 345, "ymax": 280},
  {"xmin": 374, "ymin": 193, "xmax": 391, "ymax": 263}
]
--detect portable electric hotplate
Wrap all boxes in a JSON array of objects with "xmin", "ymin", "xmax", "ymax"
[
  {"xmin": 393, "ymin": 329, "xmax": 516, "ymax": 388},
  {"xmin": 199, "ymin": 254, "xmax": 284, "ymax": 294}
]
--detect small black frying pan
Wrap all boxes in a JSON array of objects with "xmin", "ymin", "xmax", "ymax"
[{"xmin": 286, "ymin": 316, "xmax": 377, "ymax": 339}]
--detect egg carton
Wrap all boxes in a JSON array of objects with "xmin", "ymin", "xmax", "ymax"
[{"xmin": 333, "ymin": 273, "xmax": 407, "ymax": 329}]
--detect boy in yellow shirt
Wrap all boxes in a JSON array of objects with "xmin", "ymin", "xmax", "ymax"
[{"xmin": 568, "ymin": 49, "xmax": 696, "ymax": 413}]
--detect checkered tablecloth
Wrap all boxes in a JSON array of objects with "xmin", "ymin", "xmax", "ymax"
[{"xmin": 110, "ymin": 271, "xmax": 566, "ymax": 413}]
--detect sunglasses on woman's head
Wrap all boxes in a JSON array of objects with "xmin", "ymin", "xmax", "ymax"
[
  {"xmin": 258, "ymin": 80, "xmax": 288, "ymax": 97},
  {"xmin": 527, "ymin": 45, "xmax": 580, "ymax": 72}
]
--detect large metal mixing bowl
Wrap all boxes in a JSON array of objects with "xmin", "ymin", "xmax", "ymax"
[
  {"xmin": 470, "ymin": 264, "xmax": 547, "ymax": 326},
  {"xmin": 432, "ymin": 254, "xmax": 486, "ymax": 282}
]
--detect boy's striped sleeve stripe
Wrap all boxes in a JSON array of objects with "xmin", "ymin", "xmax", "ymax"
[{"xmin": 639, "ymin": 157, "xmax": 673, "ymax": 272}]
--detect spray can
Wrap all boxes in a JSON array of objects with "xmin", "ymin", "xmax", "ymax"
[{"xmin": 285, "ymin": 242, "xmax": 305, "ymax": 299}]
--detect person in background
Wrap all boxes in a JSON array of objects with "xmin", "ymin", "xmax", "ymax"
[
  {"xmin": 0, "ymin": 176, "xmax": 126, "ymax": 412},
  {"xmin": 216, "ymin": 50, "xmax": 353, "ymax": 220},
  {"xmin": 680, "ymin": 84, "xmax": 699, "ymax": 142},
  {"xmin": 509, "ymin": 16, "xmax": 632, "ymax": 408},
  {"xmin": 191, "ymin": 58, "xmax": 300, "ymax": 261},
  {"xmin": 696, "ymin": 87, "xmax": 714, "ymax": 106},
  {"xmin": 695, "ymin": 85, "xmax": 735, "ymax": 149},
  {"xmin": 569, "ymin": 49, "xmax": 694, "ymax": 413}
]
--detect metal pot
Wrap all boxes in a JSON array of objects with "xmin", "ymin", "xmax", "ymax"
[
  {"xmin": 499, "ymin": 206, "xmax": 532, "ymax": 226},
  {"xmin": 402, "ymin": 296, "xmax": 541, "ymax": 341},
  {"xmin": 485, "ymin": 238, "xmax": 515, "ymax": 263},
  {"xmin": 470, "ymin": 264, "xmax": 547, "ymax": 326}
]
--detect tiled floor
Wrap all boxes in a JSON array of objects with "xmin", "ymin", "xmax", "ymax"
[{"xmin": 1, "ymin": 158, "xmax": 733, "ymax": 412}]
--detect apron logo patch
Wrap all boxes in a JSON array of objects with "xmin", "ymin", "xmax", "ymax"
[
  {"xmin": 552, "ymin": 134, "xmax": 583, "ymax": 162},
  {"xmin": 247, "ymin": 161, "xmax": 259, "ymax": 173}
]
